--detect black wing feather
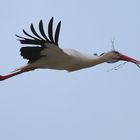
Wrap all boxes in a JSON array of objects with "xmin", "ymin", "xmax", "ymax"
[
  {"xmin": 30, "ymin": 24, "xmax": 45, "ymax": 40},
  {"xmin": 23, "ymin": 29, "xmax": 39, "ymax": 40},
  {"xmin": 39, "ymin": 20, "xmax": 50, "ymax": 42},
  {"xmin": 55, "ymin": 21, "xmax": 61, "ymax": 45},
  {"xmin": 16, "ymin": 35, "xmax": 45, "ymax": 45},
  {"xmin": 48, "ymin": 17, "xmax": 54, "ymax": 43},
  {"xmin": 20, "ymin": 47, "xmax": 44, "ymax": 63},
  {"xmin": 16, "ymin": 17, "xmax": 61, "ymax": 46}
]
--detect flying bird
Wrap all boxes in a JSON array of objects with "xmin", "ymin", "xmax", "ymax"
[{"xmin": 0, "ymin": 17, "xmax": 140, "ymax": 81}]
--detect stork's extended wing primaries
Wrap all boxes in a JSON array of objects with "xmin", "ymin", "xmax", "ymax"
[{"xmin": 16, "ymin": 17, "xmax": 61, "ymax": 46}]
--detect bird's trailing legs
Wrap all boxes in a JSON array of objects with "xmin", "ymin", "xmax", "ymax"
[{"xmin": 0, "ymin": 67, "xmax": 36, "ymax": 81}]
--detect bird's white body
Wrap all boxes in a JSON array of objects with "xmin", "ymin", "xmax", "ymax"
[{"xmin": 25, "ymin": 44, "xmax": 104, "ymax": 72}]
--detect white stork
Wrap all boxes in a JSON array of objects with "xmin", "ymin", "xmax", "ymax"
[{"xmin": 0, "ymin": 17, "xmax": 140, "ymax": 81}]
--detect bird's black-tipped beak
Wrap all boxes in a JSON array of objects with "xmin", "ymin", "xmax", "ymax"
[{"xmin": 119, "ymin": 54, "xmax": 140, "ymax": 65}]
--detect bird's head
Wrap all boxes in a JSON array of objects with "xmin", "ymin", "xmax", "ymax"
[{"xmin": 100, "ymin": 50, "xmax": 140, "ymax": 66}]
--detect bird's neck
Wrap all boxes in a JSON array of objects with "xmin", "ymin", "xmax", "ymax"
[
  {"xmin": 82, "ymin": 55, "xmax": 108, "ymax": 67},
  {"xmin": 67, "ymin": 52, "xmax": 110, "ymax": 72},
  {"xmin": 69, "ymin": 55, "xmax": 107, "ymax": 71}
]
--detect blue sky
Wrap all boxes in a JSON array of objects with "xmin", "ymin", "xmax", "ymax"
[{"xmin": 0, "ymin": 0, "xmax": 140, "ymax": 140}]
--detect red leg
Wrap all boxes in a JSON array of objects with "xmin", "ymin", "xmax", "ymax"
[{"xmin": 0, "ymin": 68, "xmax": 36, "ymax": 81}]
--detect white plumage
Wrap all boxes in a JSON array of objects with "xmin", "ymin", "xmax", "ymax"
[{"xmin": 0, "ymin": 17, "xmax": 140, "ymax": 81}]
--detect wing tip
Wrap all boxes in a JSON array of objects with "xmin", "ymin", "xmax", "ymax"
[{"xmin": 16, "ymin": 17, "xmax": 61, "ymax": 46}]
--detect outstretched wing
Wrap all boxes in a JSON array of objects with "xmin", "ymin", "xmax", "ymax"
[
  {"xmin": 16, "ymin": 17, "xmax": 61, "ymax": 46},
  {"xmin": 16, "ymin": 17, "xmax": 62, "ymax": 63}
]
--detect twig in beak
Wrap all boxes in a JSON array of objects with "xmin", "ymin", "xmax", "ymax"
[{"xmin": 107, "ymin": 62, "xmax": 127, "ymax": 72}]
